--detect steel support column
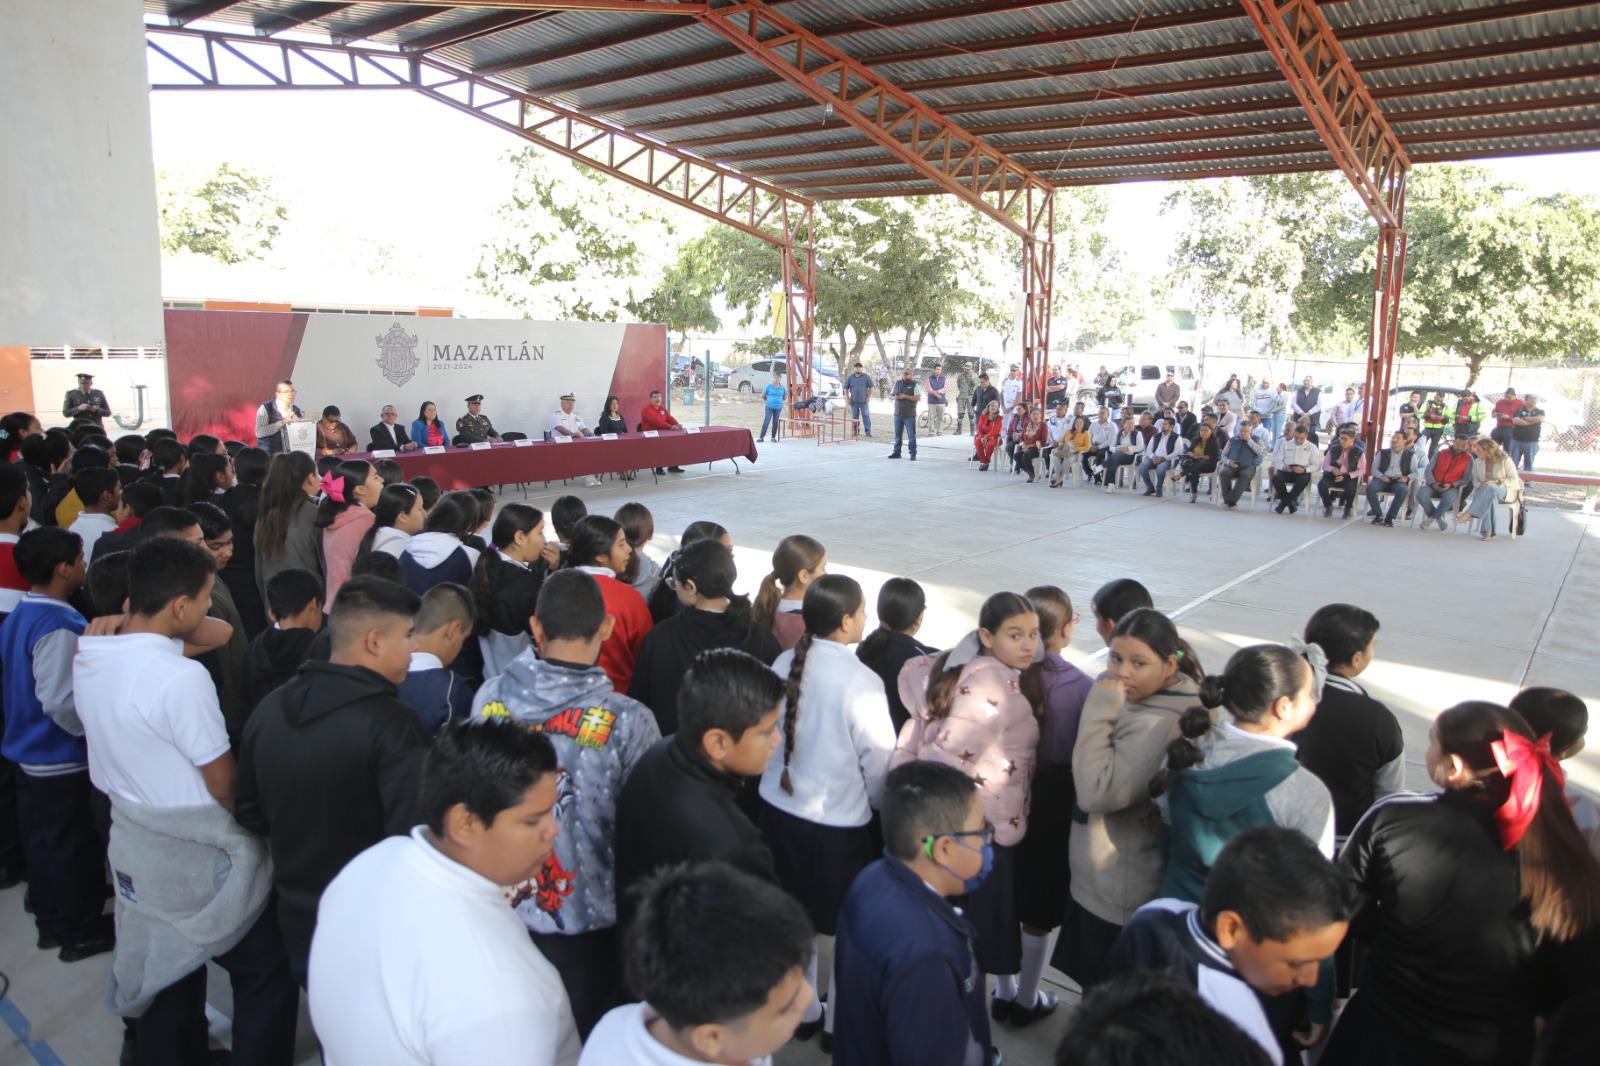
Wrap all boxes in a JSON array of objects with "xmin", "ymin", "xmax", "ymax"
[
  {"xmin": 1022, "ymin": 187, "xmax": 1054, "ymax": 413},
  {"xmin": 1241, "ymin": 0, "xmax": 1412, "ymax": 454},
  {"xmin": 779, "ymin": 207, "xmax": 816, "ymax": 421}
]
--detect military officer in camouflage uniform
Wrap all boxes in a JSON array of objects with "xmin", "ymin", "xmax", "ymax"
[
  {"xmin": 63, "ymin": 372, "xmax": 111, "ymax": 428},
  {"xmin": 454, "ymin": 394, "xmax": 502, "ymax": 444},
  {"xmin": 954, "ymin": 365, "xmax": 977, "ymax": 434}
]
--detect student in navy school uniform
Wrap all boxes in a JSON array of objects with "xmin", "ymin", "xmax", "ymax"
[
  {"xmin": 832, "ymin": 761, "xmax": 998, "ymax": 1066},
  {"xmin": 1107, "ymin": 827, "xmax": 1356, "ymax": 1065},
  {"xmin": 397, "ymin": 583, "xmax": 476, "ymax": 736}
]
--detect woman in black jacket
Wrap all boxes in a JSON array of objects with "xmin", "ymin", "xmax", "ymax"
[
  {"xmin": 596, "ymin": 394, "xmax": 629, "ymax": 436},
  {"xmin": 1176, "ymin": 421, "xmax": 1221, "ymax": 503},
  {"xmin": 855, "ymin": 577, "xmax": 936, "ymax": 734},
  {"xmin": 628, "ymin": 538, "xmax": 780, "ymax": 735},
  {"xmin": 1323, "ymin": 701, "xmax": 1600, "ymax": 1066},
  {"xmin": 470, "ymin": 503, "xmax": 557, "ymax": 678}
]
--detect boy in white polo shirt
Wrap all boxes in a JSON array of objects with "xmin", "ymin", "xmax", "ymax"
[
  {"xmin": 73, "ymin": 536, "xmax": 298, "ymax": 1065},
  {"xmin": 310, "ymin": 718, "xmax": 581, "ymax": 1066},
  {"xmin": 581, "ymin": 862, "xmax": 815, "ymax": 1066}
]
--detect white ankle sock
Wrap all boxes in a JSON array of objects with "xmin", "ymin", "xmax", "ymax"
[
  {"xmin": 993, "ymin": 973, "xmax": 1019, "ymax": 1002},
  {"xmin": 802, "ymin": 950, "xmax": 823, "ymax": 1024},
  {"xmin": 823, "ymin": 950, "xmax": 838, "ymax": 1034},
  {"xmin": 1016, "ymin": 929, "xmax": 1057, "ymax": 1008}
]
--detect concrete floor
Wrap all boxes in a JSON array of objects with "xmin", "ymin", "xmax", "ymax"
[{"xmin": 3, "ymin": 427, "xmax": 1596, "ymax": 1066}]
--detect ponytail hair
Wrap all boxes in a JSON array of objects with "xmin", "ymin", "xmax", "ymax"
[
  {"xmin": 673, "ymin": 538, "xmax": 751, "ymax": 628},
  {"xmin": 1436, "ymin": 701, "xmax": 1600, "ymax": 942},
  {"xmin": 1168, "ymin": 645, "xmax": 1308, "ymax": 772},
  {"xmin": 314, "ymin": 459, "xmax": 373, "ymax": 528},
  {"xmin": 1091, "ymin": 577, "xmax": 1152, "ymax": 630},
  {"xmin": 180, "ymin": 452, "xmax": 230, "ymax": 506},
  {"xmin": 472, "ymin": 503, "xmax": 542, "ymax": 636},
  {"xmin": 753, "ymin": 533, "xmax": 825, "ymax": 628},
  {"xmin": 857, "ymin": 576, "xmax": 926, "ymax": 664},
  {"xmin": 778, "ymin": 573, "xmax": 864, "ymax": 795},
  {"xmin": 1111, "ymin": 608, "xmax": 1204, "ymax": 685},
  {"xmin": 566, "ymin": 514, "xmax": 624, "ymax": 572},
  {"xmin": 358, "ymin": 482, "xmax": 421, "ymax": 558}
]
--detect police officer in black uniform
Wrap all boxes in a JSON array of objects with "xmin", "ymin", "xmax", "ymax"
[{"xmin": 63, "ymin": 372, "xmax": 111, "ymax": 428}]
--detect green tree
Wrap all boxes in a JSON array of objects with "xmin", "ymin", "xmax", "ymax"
[
  {"xmin": 475, "ymin": 149, "xmax": 698, "ymax": 320},
  {"xmin": 1394, "ymin": 167, "xmax": 1600, "ymax": 385},
  {"xmin": 157, "ymin": 163, "xmax": 287, "ymax": 265},
  {"xmin": 1166, "ymin": 179, "xmax": 1310, "ymax": 358}
]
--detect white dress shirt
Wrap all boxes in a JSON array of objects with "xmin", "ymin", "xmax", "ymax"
[
  {"xmin": 549, "ymin": 409, "xmax": 589, "ymax": 436},
  {"xmin": 1089, "ymin": 419, "xmax": 1118, "ymax": 449},
  {"xmin": 1273, "ymin": 438, "xmax": 1322, "ymax": 470}
]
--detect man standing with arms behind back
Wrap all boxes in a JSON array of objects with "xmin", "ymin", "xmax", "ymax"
[
  {"xmin": 1509, "ymin": 392, "xmax": 1544, "ymax": 471},
  {"xmin": 954, "ymin": 363, "xmax": 976, "ymax": 435},
  {"xmin": 1292, "ymin": 376, "xmax": 1321, "ymax": 434},
  {"xmin": 888, "ymin": 367, "xmax": 919, "ymax": 462},
  {"xmin": 925, "ymin": 364, "xmax": 949, "ymax": 437},
  {"xmin": 843, "ymin": 361, "xmax": 875, "ymax": 439}
]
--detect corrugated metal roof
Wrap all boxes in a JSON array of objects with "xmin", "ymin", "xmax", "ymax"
[{"xmin": 142, "ymin": 0, "xmax": 1600, "ymax": 195}]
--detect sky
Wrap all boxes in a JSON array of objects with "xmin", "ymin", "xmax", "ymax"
[{"xmin": 147, "ymin": 88, "xmax": 1600, "ymax": 319}]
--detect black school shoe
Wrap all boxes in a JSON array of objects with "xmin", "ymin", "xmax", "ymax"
[{"xmin": 1007, "ymin": 990, "xmax": 1060, "ymax": 1027}]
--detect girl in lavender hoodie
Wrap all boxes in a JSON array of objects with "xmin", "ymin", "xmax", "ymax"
[{"xmin": 894, "ymin": 591, "xmax": 1044, "ymax": 1010}]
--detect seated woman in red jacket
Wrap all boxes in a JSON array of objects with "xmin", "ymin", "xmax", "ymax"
[
  {"xmin": 975, "ymin": 400, "xmax": 1004, "ymax": 470},
  {"xmin": 1016, "ymin": 406, "xmax": 1050, "ymax": 484}
]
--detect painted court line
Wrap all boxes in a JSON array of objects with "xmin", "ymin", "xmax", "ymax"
[
  {"xmin": 1081, "ymin": 519, "xmax": 1354, "ymax": 662},
  {"xmin": 0, "ymin": 993, "xmax": 68, "ymax": 1066}
]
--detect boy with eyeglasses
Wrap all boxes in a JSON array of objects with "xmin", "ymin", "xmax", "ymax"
[{"xmin": 832, "ymin": 760, "xmax": 999, "ymax": 1066}]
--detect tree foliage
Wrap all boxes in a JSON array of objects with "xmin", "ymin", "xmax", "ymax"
[
  {"xmin": 475, "ymin": 149, "xmax": 696, "ymax": 321},
  {"xmin": 157, "ymin": 163, "xmax": 287, "ymax": 265},
  {"xmin": 1169, "ymin": 166, "xmax": 1600, "ymax": 383}
]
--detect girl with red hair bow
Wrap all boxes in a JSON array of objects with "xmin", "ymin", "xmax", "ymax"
[{"xmin": 1322, "ymin": 701, "xmax": 1600, "ymax": 1066}]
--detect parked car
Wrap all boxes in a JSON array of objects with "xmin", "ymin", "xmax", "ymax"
[
  {"xmin": 728, "ymin": 359, "xmax": 841, "ymax": 397},
  {"xmin": 671, "ymin": 356, "xmax": 730, "ymax": 389}
]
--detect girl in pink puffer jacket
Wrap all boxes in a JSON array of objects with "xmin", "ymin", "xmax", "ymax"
[{"xmin": 893, "ymin": 591, "xmax": 1044, "ymax": 1012}]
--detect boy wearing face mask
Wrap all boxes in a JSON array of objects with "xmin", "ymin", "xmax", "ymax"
[{"xmin": 833, "ymin": 761, "xmax": 999, "ymax": 1066}]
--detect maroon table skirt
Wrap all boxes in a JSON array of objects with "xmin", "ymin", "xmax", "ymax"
[{"xmin": 355, "ymin": 425, "xmax": 758, "ymax": 490}]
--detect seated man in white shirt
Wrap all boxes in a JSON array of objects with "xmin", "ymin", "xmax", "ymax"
[
  {"xmin": 1086, "ymin": 406, "xmax": 1119, "ymax": 485},
  {"xmin": 550, "ymin": 393, "xmax": 593, "ymax": 439},
  {"xmin": 1045, "ymin": 402, "xmax": 1072, "ymax": 485},
  {"xmin": 310, "ymin": 719, "xmax": 582, "ymax": 1066},
  {"xmin": 550, "ymin": 393, "xmax": 601, "ymax": 487},
  {"xmin": 582, "ymin": 862, "xmax": 815, "ymax": 1066},
  {"xmin": 73, "ymin": 537, "xmax": 299, "ymax": 1065}
]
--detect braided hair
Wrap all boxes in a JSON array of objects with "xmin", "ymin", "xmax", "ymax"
[{"xmin": 779, "ymin": 573, "xmax": 864, "ymax": 795}]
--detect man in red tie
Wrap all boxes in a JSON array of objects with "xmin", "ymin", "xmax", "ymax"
[{"xmin": 640, "ymin": 389, "xmax": 686, "ymax": 474}]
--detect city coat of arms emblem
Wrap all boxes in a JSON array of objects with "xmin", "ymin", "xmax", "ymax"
[{"xmin": 375, "ymin": 324, "xmax": 420, "ymax": 387}]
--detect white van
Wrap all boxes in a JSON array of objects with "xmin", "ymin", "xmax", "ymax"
[{"xmin": 1078, "ymin": 361, "xmax": 1200, "ymax": 412}]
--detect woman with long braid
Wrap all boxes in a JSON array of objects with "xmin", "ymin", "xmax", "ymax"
[{"xmin": 757, "ymin": 574, "xmax": 896, "ymax": 1048}]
